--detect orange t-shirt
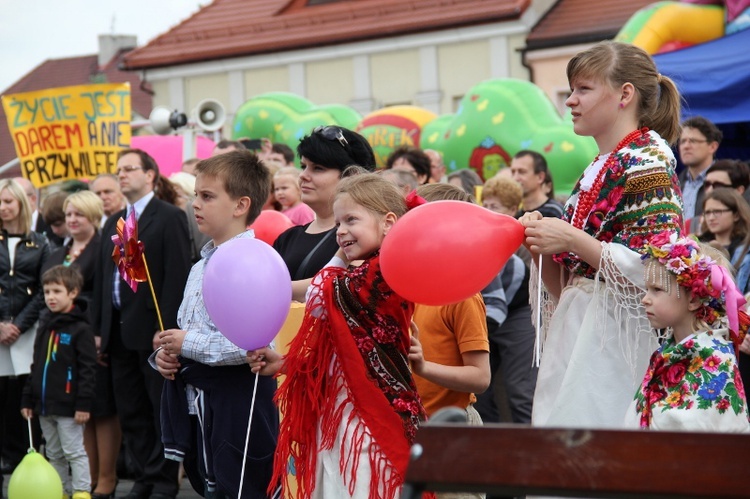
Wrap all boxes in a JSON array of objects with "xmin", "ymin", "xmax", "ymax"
[{"xmin": 412, "ymin": 293, "xmax": 489, "ymax": 417}]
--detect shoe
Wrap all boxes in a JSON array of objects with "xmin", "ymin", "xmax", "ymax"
[
  {"xmin": 123, "ymin": 488, "xmax": 151, "ymax": 499},
  {"xmin": 72, "ymin": 493, "xmax": 92, "ymax": 499},
  {"xmin": 91, "ymin": 492, "xmax": 115, "ymax": 499}
]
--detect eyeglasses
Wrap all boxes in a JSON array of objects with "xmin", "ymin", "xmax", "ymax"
[
  {"xmin": 116, "ymin": 165, "xmax": 143, "ymax": 175},
  {"xmin": 313, "ymin": 126, "xmax": 349, "ymax": 149},
  {"xmin": 679, "ymin": 138, "xmax": 709, "ymax": 146},
  {"xmin": 703, "ymin": 181, "xmax": 733, "ymax": 189},
  {"xmin": 703, "ymin": 208, "xmax": 733, "ymax": 218}
]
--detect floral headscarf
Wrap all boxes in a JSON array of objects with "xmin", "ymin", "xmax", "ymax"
[{"xmin": 641, "ymin": 232, "xmax": 748, "ymax": 348}]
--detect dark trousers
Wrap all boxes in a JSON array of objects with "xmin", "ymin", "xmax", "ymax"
[
  {"xmin": 0, "ymin": 375, "xmax": 41, "ymax": 465},
  {"xmin": 474, "ymin": 311, "xmax": 538, "ymax": 424},
  {"xmin": 109, "ymin": 322, "xmax": 178, "ymax": 497}
]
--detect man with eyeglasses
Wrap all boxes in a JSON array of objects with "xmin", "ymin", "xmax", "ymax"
[
  {"xmin": 678, "ymin": 116, "xmax": 723, "ymax": 225},
  {"xmin": 92, "ymin": 149, "xmax": 191, "ymax": 499}
]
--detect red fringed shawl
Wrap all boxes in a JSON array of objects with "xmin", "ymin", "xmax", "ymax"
[{"xmin": 272, "ymin": 255, "xmax": 426, "ymax": 499}]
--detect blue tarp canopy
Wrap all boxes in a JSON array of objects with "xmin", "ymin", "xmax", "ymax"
[{"xmin": 654, "ymin": 28, "xmax": 750, "ymax": 125}]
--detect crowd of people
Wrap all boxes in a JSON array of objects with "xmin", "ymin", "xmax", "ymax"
[{"xmin": 1, "ymin": 39, "xmax": 750, "ymax": 499}]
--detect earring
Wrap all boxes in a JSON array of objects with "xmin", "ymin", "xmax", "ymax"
[{"xmin": 619, "ymin": 102, "xmax": 624, "ymax": 109}]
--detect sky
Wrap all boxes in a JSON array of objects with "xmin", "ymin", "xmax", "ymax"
[{"xmin": 0, "ymin": 0, "xmax": 207, "ymax": 92}]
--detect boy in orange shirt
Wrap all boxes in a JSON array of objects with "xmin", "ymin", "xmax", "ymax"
[{"xmin": 408, "ymin": 184, "xmax": 490, "ymax": 420}]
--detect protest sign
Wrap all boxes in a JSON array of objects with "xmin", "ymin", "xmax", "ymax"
[{"xmin": 2, "ymin": 83, "xmax": 131, "ymax": 187}]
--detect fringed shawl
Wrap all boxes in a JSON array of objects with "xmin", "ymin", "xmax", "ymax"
[
  {"xmin": 272, "ymin": 255, "xmax": 426, "ymax": 499},
  {"xmin": 554, "ymin": 130, "xmax": 683, "ymax": 279}
]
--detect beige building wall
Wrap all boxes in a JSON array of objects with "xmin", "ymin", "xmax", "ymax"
[
  {"xmin": 370, "ymin": 49, "xmax": 420, "ymax": 107},
  {"xmin": 507, "ymin": 33, "xmax": 530, "ymax": 80},
  {"xmin": 151, "ymin": 80, "xmax": 171, "ymax": 108},
  {"xmin": 306, "ymin": 58, "xmax": 355, "ymax": 105},
  {"xmin": 437, "ymin": 40, "xmax": 491, "ymax": 113},
  {"xmin": 244, "ymin": 66, "xmax": 289, "ymax": 100},
  {"xmin": 185, "ymin": 73, "xmax": 230, "ymax": 112},
  {"xmin": 526, "ymin": 44, "xmax": 593, "ymax": 115}
]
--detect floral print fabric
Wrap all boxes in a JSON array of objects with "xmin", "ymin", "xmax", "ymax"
[
  {"xmin": 554, "ymin": 130, "xmax": 683, "ymax": 279},
  {"xmin": 632, "ymin": 329, "xmax": 750, "ymax": 432}
]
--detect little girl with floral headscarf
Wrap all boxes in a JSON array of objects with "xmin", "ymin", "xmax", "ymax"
[{"xmin": 626, "ymin": 232, "xmax": 750, "ymax": 432}]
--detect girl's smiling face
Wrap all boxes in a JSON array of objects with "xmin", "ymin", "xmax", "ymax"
[{"xmin": 334, "ymin": 193, "xmax": 392, "ymax": 261}]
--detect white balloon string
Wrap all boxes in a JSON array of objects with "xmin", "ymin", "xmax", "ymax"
[
  {"xmin": 535, "ymin": 253, "xmax": 543, "ymax": 368},
  {"xmin": 238, "ymin": 371, "xmax": 259, "ymax": 499},
  {"xmin": 27, "ymin": 416, "xmax": 34, "ymax": 452}
]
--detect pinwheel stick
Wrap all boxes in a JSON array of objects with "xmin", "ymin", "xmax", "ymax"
[{"xmin": 141, "ymin": 253, "xmax": 165, "ymax": 332}]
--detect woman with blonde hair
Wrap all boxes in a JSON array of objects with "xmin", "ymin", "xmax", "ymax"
[{"xmin": 0, "ymin": 179, "xmax": 50, "ymax": 488}]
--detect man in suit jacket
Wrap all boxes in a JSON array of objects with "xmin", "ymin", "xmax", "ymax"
[{"xmin": 92, "ymin": 149, "xmax": 191, "ymax": 499}]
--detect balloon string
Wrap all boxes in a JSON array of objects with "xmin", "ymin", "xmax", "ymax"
[
  {"xmin": 27, "ymin": 416, "xmax": 34, "ymax": 452},
  {"xmin": 534, "ymin": 253, "xmax": 543, "ymax": 368},
  {"xmin": 238, "ymin": 370, "xmax": 259, "ymax": 499}
]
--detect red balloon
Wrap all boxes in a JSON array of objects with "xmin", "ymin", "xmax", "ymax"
[
  {"xmin": 249, "ymin": 210, "xmax": 294, "ymax": 246},
  {"xmin": 380, "ymin": 201, "xmax": 524, "ymax": 306}
]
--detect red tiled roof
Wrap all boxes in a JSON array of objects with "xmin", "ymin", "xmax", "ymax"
[
  {"xmin": 124, "ymin": 0, "xmax": 530, "ymax": 70},
  {"xmin": 0, "ymin": 50, "xmax": 152, "ymax": 174},
  {"xmin": 527, "ymin": 0, "xmax": 654, "ymax": 49}
]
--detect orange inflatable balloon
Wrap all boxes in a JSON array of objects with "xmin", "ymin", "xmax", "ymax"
[
  {"xmin": 380, "ymin": 201, "xmax": 524, "ymax": 306},
  {"xmin": 249, "ymin": 210, "xmax": 294, "ymax": 246}
]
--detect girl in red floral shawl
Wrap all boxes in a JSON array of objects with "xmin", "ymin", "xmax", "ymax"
[{"xmin": 249, "ymin": 172, "xmax": 428, "ymax": 499}]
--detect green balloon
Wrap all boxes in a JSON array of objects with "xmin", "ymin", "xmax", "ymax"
[
  {"xmin": 231, "ymin": 92, "xmax": 361, "ymax": 166},
  {"xmin": 420, "ymin": 78, "xmax": 597, "ymax": 195},
  {"xmin": 8, "ymin": 450, "xmax": 63, "ymax": 499}
]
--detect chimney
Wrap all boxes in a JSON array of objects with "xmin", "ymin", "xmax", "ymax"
[{"xmin": 98, "ymin": 34, "xmax": 138, "ymax": 67}]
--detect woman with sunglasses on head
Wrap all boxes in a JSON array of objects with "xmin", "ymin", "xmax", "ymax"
[{"xmin": 273, "ymin": 126, "xmax": 377, "ymax": 301}]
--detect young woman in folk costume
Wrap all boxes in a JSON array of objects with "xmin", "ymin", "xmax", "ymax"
[
  {"xmin": 249, "ymin": 172, "xmax": 430, "ymax": 499},
  {"xmin": 520, "ymin": 41, "xmax": 684, "ymax": 428}
]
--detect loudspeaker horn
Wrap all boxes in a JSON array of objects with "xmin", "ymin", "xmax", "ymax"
[
  {"xmin": 192, "ymin": 99, "xmax": 226, "ymax": 132},
  {"xmin": 149, "ymin": 106, "xmax": 188, "ymax": 135}
]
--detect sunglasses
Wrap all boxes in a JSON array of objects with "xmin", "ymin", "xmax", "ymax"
[
  {"xmin": 313, "ymin": 126, "xmax": 349, "ymax": 149},
  {"xmin": 703, "ymin": 181, "xmax": 733, "ymax": 189}
]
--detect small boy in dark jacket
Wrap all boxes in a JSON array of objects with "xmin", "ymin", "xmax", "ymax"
[{"xmin": 22, "ymin": 265, "xmax": 97, "ymax": 499}]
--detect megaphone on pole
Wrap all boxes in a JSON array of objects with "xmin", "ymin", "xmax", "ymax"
[
  {"xmin": 148, "ymin": 106, "xmax": 188, "ymax": 135},
  {"xmin": 192, "ymin": 99, "xmax": 226, "ymax": 132}
]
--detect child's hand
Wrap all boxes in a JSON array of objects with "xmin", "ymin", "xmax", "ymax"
[
  {"xmin": 247, "ymin": 348, "xmax": 283, "ymax": 376},
  {"xmin": 20, "ymin": 408, "xmax": 33, "ymax": 420},
  {"xmin": 408, "ymin": 321, "xmax": 425, "ymax": 376},
  {"xmin": 74, "ymin": 411, "xmax": 90, "ymax": 425},
  {"xmin": 155, "ymin": 348, "xmax": 181, "ymax": 380},
  {"xmin": 159, "ymin": 329, "xmax": 187, "ymax": 356}
]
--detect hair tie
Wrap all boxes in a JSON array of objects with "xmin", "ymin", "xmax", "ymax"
[
  {"xmin": 710, "ymin": 264, "xmax": 746, "ymax": 337},
  {"xmin": 657, "ymin": 73, "xmax": 663, "ymax": 84},
  {"xmin": 405, "ymin": 190, "xmax": 427, "ymax": 211}
]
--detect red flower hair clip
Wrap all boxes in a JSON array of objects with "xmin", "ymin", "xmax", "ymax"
[{"xmin": 405, "ymin": 190, "xmax": 427, "ymax": 211}]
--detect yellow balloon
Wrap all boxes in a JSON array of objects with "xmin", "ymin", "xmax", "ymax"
[{"xmin": 8, "ymin": 450, "xmax": 63, "ymax": 499}]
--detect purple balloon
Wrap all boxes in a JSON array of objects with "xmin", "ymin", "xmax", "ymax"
[{"xmin": 202, "ymin": 237, "xmax": 292, "ymax": 351}]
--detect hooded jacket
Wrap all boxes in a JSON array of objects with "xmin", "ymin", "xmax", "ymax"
[{"xmin": 21, "ymin": 300, "xmax": 97, "ymax": 417}]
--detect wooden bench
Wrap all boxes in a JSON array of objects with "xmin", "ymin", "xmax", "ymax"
[{"xmin": 403, "ymin": 424, "xmax": 749, "ymax": 498}]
